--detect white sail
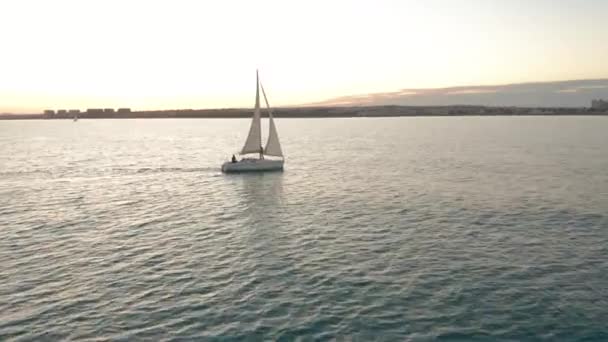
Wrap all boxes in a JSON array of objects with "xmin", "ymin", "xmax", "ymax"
[
  {"xmin": 260, "ymin": 82, "xmax": 283, "ymax": 157},
  {"xmin": 240, "ymin": 71, "xmax": 262, "ymax": 154},
  {"xmin": 221, "ymin": 70, "xmax": 285, "ymax": 173}
]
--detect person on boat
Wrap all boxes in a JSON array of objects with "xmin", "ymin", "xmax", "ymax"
[
  {"xmin": 231, "ymin": 154, "xmax": 237, "ymax": 163},
  {"xmin": 259, "ymin": 146, "xmax": 264, "ymax": 159}
]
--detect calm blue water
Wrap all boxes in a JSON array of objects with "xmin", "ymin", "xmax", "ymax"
[{"xmin": 1, "ymin": 117, "xmax": 607, "ymax": 341}]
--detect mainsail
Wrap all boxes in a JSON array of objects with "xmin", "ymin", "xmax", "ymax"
[
  {"xmin": 260, "ymin": 82, "xmax": 283, "ymax": 157},
  {"xmin": 240, "ymin": 71, "xmax": 262, "ymax": 154}
]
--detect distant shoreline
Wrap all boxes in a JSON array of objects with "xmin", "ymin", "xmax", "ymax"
[{"xmin": 1, "ymin": 105, "xmax": 607, "ymax": 120}]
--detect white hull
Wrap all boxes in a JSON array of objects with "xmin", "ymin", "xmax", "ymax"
[{"xmin": 221, "ymin": 159, "xmax": 284, "ymax": 173}]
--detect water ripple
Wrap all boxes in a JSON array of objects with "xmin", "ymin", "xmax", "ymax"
[{"xmin": 1, "ymin": 118, "xmax": 608, "ymax": 340}]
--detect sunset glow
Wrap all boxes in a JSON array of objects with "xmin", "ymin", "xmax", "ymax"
[{"xmin": 1, "ymin": 0, "xmax": 607, "ymax": 113}]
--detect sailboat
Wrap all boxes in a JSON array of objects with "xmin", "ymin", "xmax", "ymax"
[{"xmin": 221, "ymin": 70, "xmax": 284, "ymax": 173}]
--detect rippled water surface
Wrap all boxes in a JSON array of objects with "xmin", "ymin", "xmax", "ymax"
[{"xmin": 1, "ymin": 117, "xmax": 608, "ymax": 341}]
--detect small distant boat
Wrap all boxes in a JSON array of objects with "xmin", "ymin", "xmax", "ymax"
[{"xmin": 221, "ymin": 71, "xmax": 284, "ymax": 173}]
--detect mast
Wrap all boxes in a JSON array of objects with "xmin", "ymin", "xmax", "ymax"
[{"xmin": 257, "ymin": 70, "xmax": 263, "ymax": 160}]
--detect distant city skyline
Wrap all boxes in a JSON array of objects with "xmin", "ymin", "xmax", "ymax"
[
  {"xmin": 10, "ymin": 79, "xmax": 608, "ymax": 115},
  {"xmin": 1, "ymin": 0, "xmax": 608, "ymax": 113}
]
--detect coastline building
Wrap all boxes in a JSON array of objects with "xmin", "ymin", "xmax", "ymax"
[{"xmin": 591, "ymin": 99, "xmax": 608, "ymax": 110}]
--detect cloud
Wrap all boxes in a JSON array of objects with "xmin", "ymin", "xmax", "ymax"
[
  {"xmin": 311, "ymin": 79, "xmax": 608, "ymax": 107},
  {"xmin": 446, "ymin": 89, "xmax": 499, "ymax": 95},
  {"xmin": 555, "ymin": 83, "xmax": 608, "ymax": 94}
]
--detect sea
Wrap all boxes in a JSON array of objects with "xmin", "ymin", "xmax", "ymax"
[{"xmin": 1, "ymin": 117, "xmax": 607, "ymax": 341}]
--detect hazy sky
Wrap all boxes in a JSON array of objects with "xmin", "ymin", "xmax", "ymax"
[{"xmin": 1, "ymin": 0, "xmax": 608, "ymax": 113}]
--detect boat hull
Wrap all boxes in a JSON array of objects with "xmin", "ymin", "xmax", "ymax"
[{"xmin": 221, "ymin": 159, "xmax": 284, "ymax": 173}]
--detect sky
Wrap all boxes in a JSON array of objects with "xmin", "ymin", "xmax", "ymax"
[{"xmin": 1, "ymin": 0, "xmax": 608, "ymax": 113}]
